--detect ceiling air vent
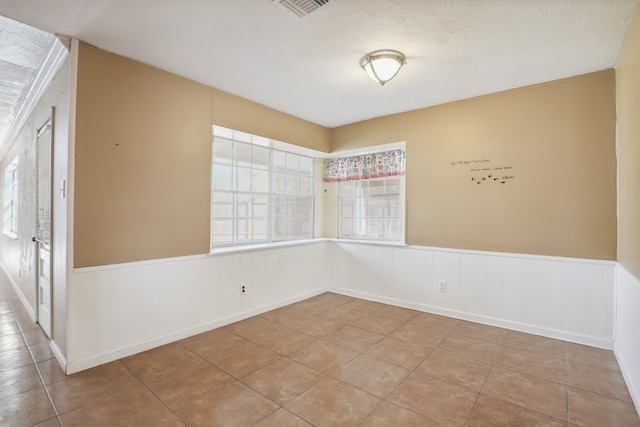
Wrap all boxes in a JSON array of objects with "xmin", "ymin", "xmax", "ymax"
[{"xmin": 273, "ymin": 0, "xmax": 331, "ymax": 17}]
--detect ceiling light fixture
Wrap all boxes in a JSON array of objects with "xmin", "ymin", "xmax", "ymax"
[{"xmin": 360, "ymin": 49, "xmax": 406, "ymax": 86}]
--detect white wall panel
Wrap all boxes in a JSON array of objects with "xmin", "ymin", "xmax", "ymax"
[
  {"xmin": 67, "ymin": 242, "xmax": 328, "ymax": 373},
  {"xmin": 330, "ymin": 242, "xmax": 615, "ymax": 349},
  {"xmin": 615, "ymin": 264, "xmax": 640, "ymax": 412}
]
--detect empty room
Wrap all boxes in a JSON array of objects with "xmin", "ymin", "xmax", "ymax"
[{"xmin": 0, "ymin": 0, "xmax": 639, "ymax": 426}]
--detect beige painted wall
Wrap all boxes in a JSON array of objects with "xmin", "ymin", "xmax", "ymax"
[
  {"xmin": 74, "ymin": 43, "xmax": 331, "ymax": 267},
  {"xmin": 617, "ymin": 9, "xmax": 640, "ymax": 278},
  {"xmin": 331, "ymin": 71, "xmax": 617, "ymax": 260},
  {"xmin": 74, "ymin": 43, "xmax": 213, "ymax": 267}
]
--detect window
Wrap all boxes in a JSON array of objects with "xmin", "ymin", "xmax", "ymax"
[
  {"xmin": 211, "ymin": 128, "xmax": 314, "ymax": 247},
  {"xmin": 325, "ymin": 148, "xmax": 405, "ymax": 242},
  {"xmin": 338, "ymin": 177, "xmax": 402, "ymax": 240},
  {"xmin": 3, "ymin": 156, "xmax": 19, "ymax": 239}
]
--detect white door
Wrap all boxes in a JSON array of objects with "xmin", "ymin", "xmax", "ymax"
[{"xmin": 35, "ymin": 115, "xmax": 53, "ymax": 338}]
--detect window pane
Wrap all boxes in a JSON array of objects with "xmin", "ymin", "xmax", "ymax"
[
  {"xmin": 253, "ymin": 219, "xmax": 268, "ymax": 240},
  {"xmin": 212, "ymin": 192, "xmax": 233, "ymax": 217},
  {"xmin": 273, "ymin": 151, "xmax": 286, "ymax": 172},
  {"xmin": 272, "ymin": 195, "xmax": 286, "ymax": 217},
  {"xmin": 385, "ymin": 219, "xmax": 401, "ymax": 240},
  {"xmin": 212, "ymin": 164, "xmax": 232, "ymax": 190},
  {"xmin": 386, "ymin": 178, "xmax": 401, "ymax": 194},
  {"xmin": 299, "ymin": 176, "xmax": 312, "ymax": 195},
  {"xmin": 236, "ymin": 167, "xmax": 251, "ymax": 192},
  {"xmin": 286, "ymin": 197, "xmax": 298, "ymax": 217},
  {"xmin": 253, "ymin": 146, "xmax": 270, "ymax": 170},
  {"xmin": 233, "ymin": 142, "xmax": 252, "ymax": 166},
  {"xmin": 287, "ymin": 219, "xmax": 300, "ymax": 238},
  {"xmin": 252, "ymin": 169, "xmax": 269, "ymax": 193},
  {"xmin": 286, "ymin": 175, "xmax": 299, "ymax": 195},
  {"xmin": 286, "ymin": 153, "xmax": 299, "ymax": 174},
  {"xmin": 212, "ymin": 220, "xmax": 233, "ymax": 243},
  {"xmin": 299, "ymin": 197, "xmax": 313, "ymax": 217},
  {"xmin": 213, "ymin": 138, "xmax": 233, "ymax": 164},
  {"xmin": 388, "ymin": 195, "xmax": 400, "ymax": 217},
  {"xmin": 339, "ymin": 218, "xmax": 353, "ymax": 238},
  {"xmin": 273, "ymin": 218, "xmax": 286, "ymax": 240},
  {"xmin": 237, "ymin": 194, "xmax": 251, "ymax": 217},
  {"xmin": 236, "ymin": 219, "xmax": 250, "ymax": 240},
  {"xmin": 253, "ymin": 195, "xmax": 269, "ymax": 218},
  {"xmin": 273, "ymin": 172, "xmax": 286, "ymax": 194},
  {"xmin": 367, "ymin": 219, "xmax": 384, "ymax": 239},
  {"xmin": 355, "ymin": 218, "xmax": 367, "ymax": 239},
  {"xmin": 300, "ymin": 157, "xmax": 314, "ymax": 176},
  {"xmin": 369, "ymin": 180, "xmax": 384, "ymax": 195},
  {"xmin": 367, "ymin": 196, "xmax": 384, "ymax": 217},
  {"xmin": 339, "ymin": 181, "xmax": 353, "ymax": 196},
  {"xmin": 340, "ymin": 198, "xmax": 354, "ymax": 217},
  {"xmin": 300, "ymin": 219, "xmax": 313, "ymax": 238}
]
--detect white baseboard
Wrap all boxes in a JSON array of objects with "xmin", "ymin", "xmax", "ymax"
[
  {"xmin": 614, "ymin": 341, "xmax": 640, "ymax": 414},
  {"xmin": 0, "ymin": 261, "xmax": 36, "ymax": 321},
  {"xmin": 49, "ymin": 339, "xmax": 67, "ymax": 373},
  {"xmin": 330, "ymin": 287, "xmax": 614, "ymax": 349},
  {"xmin": 66, "ymin": 287, "xmax": 326, "ymax": 374}
]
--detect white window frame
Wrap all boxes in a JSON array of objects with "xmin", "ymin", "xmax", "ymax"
[
  {"xmin": 3, "ymin": 156, "xmax": 19, "ymax": 239},
  {"xmin": 211, "ymin": 126, "xmax": 315, "ymax": 248}
]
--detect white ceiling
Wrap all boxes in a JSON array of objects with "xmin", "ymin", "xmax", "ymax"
[{"xmin": 0, "ymin": 0, "xmax": 638, "ymax": 129}]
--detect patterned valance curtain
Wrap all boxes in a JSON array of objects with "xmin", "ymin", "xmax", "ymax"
[{"xmin": 323, "ymin": 149, "xmax": 406, "ymax": 182}]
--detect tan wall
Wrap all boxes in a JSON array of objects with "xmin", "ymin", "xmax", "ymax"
[
  {"xmin": 331, "ymin": 71, "xmax": 617, "ymax": 260},
  {"xmin": 74, "ymin": 43, "xmax": 331, "ymax": 267},
  {"xmin": 211, "ymin": 88, "xmax": 330, "ymax": 152},
  {"xmin": 617, "ymin": 9, "xmax": 640, "ymax": 277},
  {"xmin": 74, "ymin": 43, "xmax": 213, "ymax": 267}
]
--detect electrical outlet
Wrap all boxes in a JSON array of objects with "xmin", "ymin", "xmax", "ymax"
[
  {"xmin": 438, "ymin": 280, "xmax": 447, "ymax": 292},
  {"xmin": 241, "ymin": 285, "xmax": 246, "ymax": 293}
]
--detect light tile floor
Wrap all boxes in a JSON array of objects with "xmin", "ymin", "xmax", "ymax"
[{"xmin": 1, "ymin": 276, "xmax": 639, "ymax": 426}]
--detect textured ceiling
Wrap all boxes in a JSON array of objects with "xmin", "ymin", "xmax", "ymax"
[
  {"xmin": 0, "ymin": 15, "xmax": 54, "ymax": 145},
  {"xmin": 0, "ymin": 0, "xmax": 638, "ymax": 128}
]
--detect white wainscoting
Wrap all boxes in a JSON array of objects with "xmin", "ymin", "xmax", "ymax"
[
  {"xmin": 614, "ymin": 264, "xmax": 640, "ymax": 412},
  {"xmin": 66, "ymin": 241, "xmax": 329, "ymax": 373},
  {"xmin": 328, "ymin": 241, "xmax": 616, "ymax": 349}
]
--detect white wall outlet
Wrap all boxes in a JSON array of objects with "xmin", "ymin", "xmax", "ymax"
[{"xmin": 438, "ymin": 280, "xmax": 447, "ymax": 292}]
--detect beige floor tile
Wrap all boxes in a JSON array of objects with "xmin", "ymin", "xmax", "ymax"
[
  {"xmin": 122, "ymin": 343, "xmax": 202, "ymax": 383},
  {"xmin": 504, "ymin": 331, "xmax": 567, "ymax": 360},
  {"xmin": 60, "ymin": 386, "xmax": 183, "ymax": 427},
  {"xmin": 568, "ymin": 387, "xmax": 640, "ymax": 427},
  {"xmin": 351, "ymin": 313, "xmax": 405, "ymax": 335},
  {"xmin": 318, "ymin": 306, "xmax": 367, "ymax": 323},
  {"xmin": 145, "ymin": 358, "xmax": 234, "ymax": 411},
  {"xmin": 254, "ymin": 327, "xmax": 317, "ymax": 355},
  {"xmin": 0, "ymin": 386, "xmax": 57, "ymax": 426},
  {"xmin": 289, "ymin": 339, "xmax": 359, "ymax": 374},
  {"xmin": 567, "ymin": 342, "xmax": 620, "ymax": 372},
  {"xmin": 496, "ymin": 345, "xmax": 566, "ymax": 384},
  {"xmin": 0, "ymin": 365, "xmax": 44, "ymax": 400},
  {"xmin": 30, "ymin": 341, "xmax": 55, "ymax": 363},
  {"xmin": 388, "ymin": 371, "xmax": 477, "ymax": 427},
  {"xmin": 340, "ymin": 298, "xmax": 384, "ymax": 313},
  {"xmin": 0, "ymin": 332, "xmax": 25, "ymax": 352},
  {"xmin": 568, "ymin": 360, "xmax": 632, "ymax": 402},
  {"xmin": 208, "ymin": 341, "xmax": 280, "ymax": 378},
  {"xmin": 288, "ymin": 297, "xmax": 339, "ymax": 315},
  {"xmin": 286, "ymin": 377, "xmax": 381, "ymax": 427},
  {"xmin": 22, "ymin": 328, "xmax": 50, "ymax": 346},
  {"xmin": 37, "ymin": 359, "xmax": 67, "ymax": 385},
  {"xmin": 451, "ymin": 321, "xmax": 509, "ymax": 344},
  {"xmin": 291, "ymin": 314, "xmax": 345, "ymax": 336},
  {"xmin": 178, "ymin": 328, "xmax": 247, "ymax": 358},
  {"xmin": 0, "ymin": 346, "xmax": 33, "ymax": 373},
  {"xmin": 466, "ymin": 394, "xmax": 567, "ymax": 427},
  {"xmin": 175, "ymin": 380, "xmax": 279, "ymax": 427},
  {"xmin": 0, "ymin": 320, "xmax": 20, "ymax": 337},
  {"xmin": 325, "ymin": 325, "xmax": 384, "ymax": 352},
  {"xmin": 224, "ymin": 316, "xmax": 284, "ymax": 341},
  {"xmin": 408, "ymin": 312, "xmax": 460, "ymax": 330},
  {"xmin": 483, "ymin": 366, "xmax": 567, "ymax": 421},
  {"xmin": 416, "ymin": 349, "xmax": 491, "ymax": 391},
  {"xmin": 390, "ymin": 322, "xmax": 451, "ymax": 347},
  {"xmin": 31, "ymin": 417, "xmax": 62, "ymax": 427},
  {"xmin": 367, "ymin": 336, "xmax": 433, "ymax": 370},
  {"xmin": 372, "ymin": 305, "xmax": 420, "ymax": 322},
  {"xmin": 438, "ymin": 333, "xmax": 501, "ymax": 363},
  {"xmin": 242, "ymin": 358, "xmax": 325, "ymax": 404},
  {"xmin": 332, "ymin": 354, "xmax": 410, "ymax": 398},
  {"xmin": 360, "ymin": 401, "xmax": 442, "ymax": 426},
  {"xmin": 254, "ymin": 407, "xmax": 313, "ymax": 426},
  {"xmin": 259, "ymin": 307, "xmax": 310, "ymax": 326}
]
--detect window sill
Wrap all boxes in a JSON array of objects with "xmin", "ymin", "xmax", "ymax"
[
  {"xmin": 329, "ymin": 238, "xmax": 407, "ymax": 247},
  {"xmin": 209, "ymin": 238, "xmax": 329, "ymax": 256}
]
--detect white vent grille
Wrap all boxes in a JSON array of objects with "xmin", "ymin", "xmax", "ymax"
[{"xmin": 274, "ymin": 0, "xmax": 330, "ymax": 17}]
